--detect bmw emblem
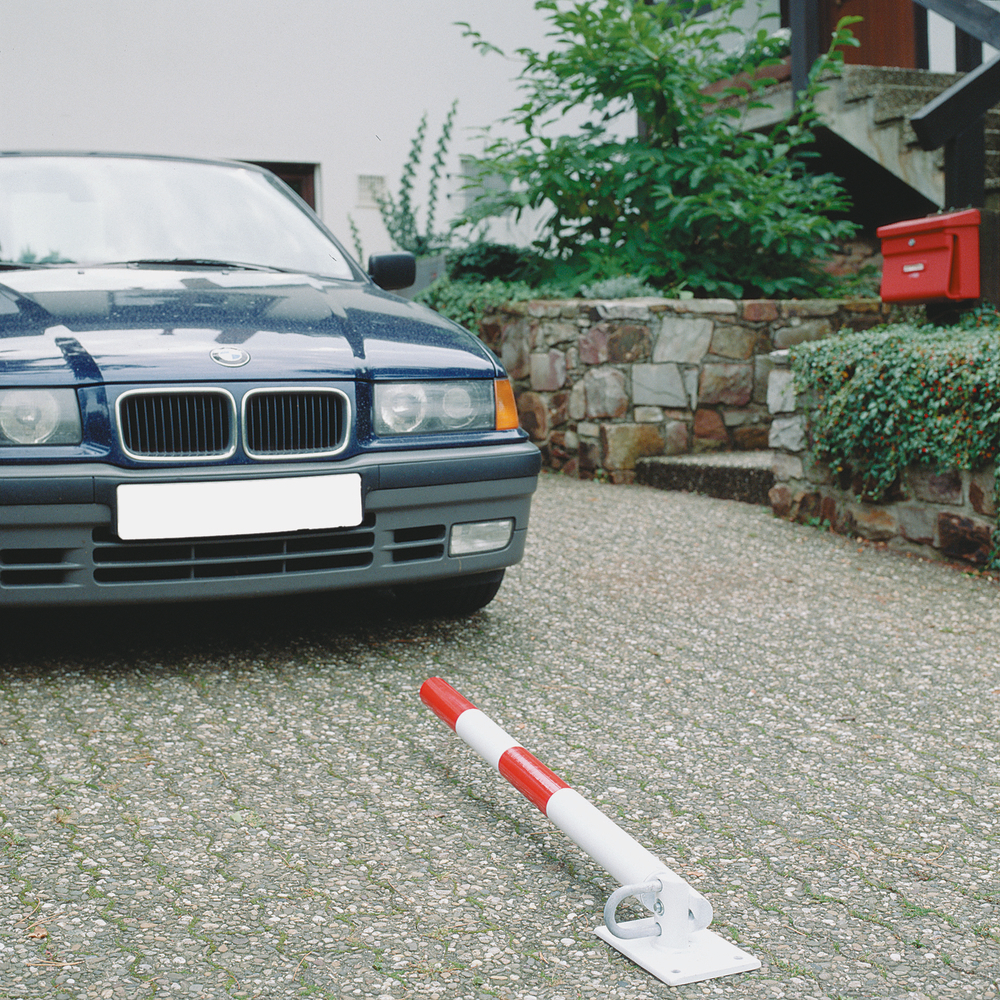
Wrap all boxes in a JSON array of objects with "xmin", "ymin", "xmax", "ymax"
[{"xmin": 210, "ymin": 347, "xmax": 251, "ymax": 368}]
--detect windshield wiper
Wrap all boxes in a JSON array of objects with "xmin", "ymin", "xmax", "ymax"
[{"xmin": 101, "ymin": 258, "xmax": 288, "ymax": 272}]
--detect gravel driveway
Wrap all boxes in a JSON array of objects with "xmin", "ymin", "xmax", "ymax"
[{"xmin": 1, "ymin": 472, "xmax": 997, "ymax": 1000}]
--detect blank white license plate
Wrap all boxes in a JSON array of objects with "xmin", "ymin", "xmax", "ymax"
[{"xmin": 116, "ymin": 474, "xmax": 362, "ymax": 541}]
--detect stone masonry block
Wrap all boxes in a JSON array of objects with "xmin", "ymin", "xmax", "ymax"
[
  {"xmin": 601, "ymin": 423, "xmax": 666, "ymax": 471},
  {"xmin": 579, "ymin": 325, "xmax": 610, "ymax": 365},
  {"xmin": 753, "ymin": 354, "xmax": 776, "ymax": 405},
  {"xmin": 710, "ymin": 323, "xmax": 757, "ymax": 360},
  {"xmin": 590, "ymin": 302, "xmax": 655, "ymax": 321},
  {"xmin": 530, "ymin": 350, "xmax": 566, "ymax": 391},
  {"xmin": 693, "ymin": 408, "xmax": 728, "ymax": 450},
  {"xmin": 970, "ymin": 467, "xmax": 997, "ymax": 517},
  {"xmin": 500, "ymin": 317, "xmax": 533, "ymax": 379},
  {"xmin": 698, "ymin": 363, "xmax": 753, "ymax": 406},
  {"xmin": 664, "ymin": 420, "xmax": 689, "ymax": 454},
  {"xmin": 538, "ymin": 321, "xmax": 578, "ymax": 349},
  {"xmin": 743, "ymin": 300, "xmax": 779, "ymax": 322},
  {"xmin": 848, "ymin": 503, "xmax": 898, "ymax": 541},
  {"xmin": 632, "ymin": 363, "xmax": 688, "ymax": 408},
  {"xmin": 653, "ymin": 315, "xmax": 713, "ymax": 364},
  {"xmin": 773, "ymin": 319, "xmax": 833, "ymax": 349},
  {"xmin": 664, "ymin": 299, "xmax": 738, "ymax": 315},
  {"xmin": 584, "ymin": 367, "xmax": 629, "ymax": 419},
  {"xmin": 767, "ymin": 368, "xmax": 797, "ymax": 414},
  {"xmin": 909, "ymin": 468, "xmax": 962, "ymax": 505},
  {"xmin": 634, "ymin": 406, "xmax": 664, "ymax": 423},
  {"xmin": 781, "ymin": 300, "xmax": 840, "ymax": 317},
  {"xmin": 607, "ymin": 324, "xmax": 651, "ymax": 363},
  {"xmin": 769, "ymin": 415, "xmax": 806, "ymax": 452},
  {"xmin": 516, "ymin": 391, "xmax": 548, "ymax": 442},
  {"xmin": 769, "ymin": 482, "xmax": 793, "ymax": 518},
  {"xmin": 772, "ymin": 452, "xmax": 804, "ymax": 482},
  {"xmin": 733, "ymin": 425, "xmax": 770, "ymax": 450},
  {"xmin": 683, "ymin": 368, "xmax": 699, "ymax": 410},
  {"xmin": 898, "ymin": 504, "xmax": 936, "ymax": 546},
  {"xmin": 938, "ymin": 512, "xmax": 993, "ymax": 564}
]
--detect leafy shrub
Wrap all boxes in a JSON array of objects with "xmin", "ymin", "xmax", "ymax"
[
  {"xmin": 446, "ymin": 241, "xmax": 549, "ymax": 282},
  {"xmin": 459, "ymin": 0, "xmax": 861, "ymax": 299},
  {"xmin": 578, "ymin": 275, "xmax": 667, "ymax": 299},
  {"xmin": 791, "ymin": 321, "xmax": 1000, "ymax": 565},
  {"xmin": 414, "ymin": 277, "xmax": 540, "ymax": 332}
]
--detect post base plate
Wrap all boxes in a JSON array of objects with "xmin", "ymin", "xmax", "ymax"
[{"xmin": 594, "ymin": 921, "xmax": 761, "ymax": 987}]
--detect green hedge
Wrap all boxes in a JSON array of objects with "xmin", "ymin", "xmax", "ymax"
[{"xmin": 791, "ymin": 317, "xmax": 1000, "ymax": 567}]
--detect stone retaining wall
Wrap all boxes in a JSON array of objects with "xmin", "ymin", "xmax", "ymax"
[
  {"xmin": 766, "ymin": 354, "xmax": 998, "ymax": 566},
  {"xmin": 479, "ymin": 296, "xmax": 899, "ymax": 482}
]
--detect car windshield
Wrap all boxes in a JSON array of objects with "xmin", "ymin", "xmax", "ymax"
[{"xmin": 0, "ymin": 155, "xmax": 356, "ymax": 280}]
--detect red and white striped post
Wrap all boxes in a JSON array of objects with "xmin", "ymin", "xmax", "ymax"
[{"xmin": 420, "ymin": 677, "xmax": 760, "ymax": 987}]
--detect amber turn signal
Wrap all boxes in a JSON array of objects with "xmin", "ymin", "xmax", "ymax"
[{"xmin": 494, "ymin": 379, "xmax": 520, "ymax": 431}]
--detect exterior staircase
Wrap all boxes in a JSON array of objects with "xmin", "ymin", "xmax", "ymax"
[{"xmin": 729, "ymin": 63, "xmax": 1000, "ymax": 215}]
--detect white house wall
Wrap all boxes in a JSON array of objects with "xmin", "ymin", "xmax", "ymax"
[
  {"xmin": 0, "ymin": 0, "xmax": 562, "ymax": 258},
  {"xmin": 2, "ymin": 0, "xmax": 966, "ymax": 263}
]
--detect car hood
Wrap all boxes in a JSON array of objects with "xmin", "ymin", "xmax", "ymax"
[{"xmin": 0, "ymin": 267, "xmax": 501, "ymax": 384}]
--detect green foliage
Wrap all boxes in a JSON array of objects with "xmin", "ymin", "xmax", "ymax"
[
  {"xmin": 578, "ymin": 274, "xmax": 669, "ymax": 299},
  {"xmin": 443, "ymin": 239, "xmax": 676, "ymax": 298},
  {"xmin": 445, "ymin": 240, "xmax": 549, "ymax": 282},
  {"xmin": 8, "ymin": 246, "xmax": 69, "ymax": 264},
  {"xmin": 414, "ymin": 276, "xmax": 540, "ymax": 332},
  {"xmin": 459, "ymin": 0, "xmax": 861, "ymax": 298},
  {"xmin": 791, "ymin": 321, "xmax": 1000, "ymax": 565},
  {"xmin": 377, "ymin": 101, "xmax": 458, "ymax": 255},
  {"xmin": 346, "ymin": 214, "xmax": 364, "ymax": 264}
]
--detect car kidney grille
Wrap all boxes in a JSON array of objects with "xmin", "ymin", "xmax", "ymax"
[
  {"xmin": 244, "ymin": 390, "xmax": 347, "ymax": 456},
  {"xmin": 119, "ymin": 391, "xmax": 234, "ymax": 458}
]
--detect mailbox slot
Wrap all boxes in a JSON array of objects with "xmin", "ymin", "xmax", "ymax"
[{"xmin": 878, "ymin": 209, "xmax": 980, "ymax": 303}]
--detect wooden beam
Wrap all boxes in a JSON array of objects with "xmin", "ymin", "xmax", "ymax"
[
  {"xmin": 945, "ymin": 119, "xmax": 986, "ymax": 207},
  {"xmin": 911, "ymin": 0, "xmax": 1000, "ymax": 49},
  {"xmin": 790, "ymin": 0, "xmax": 822, "ymax": 100},
  {"xmin": 910, "ymin": 52, "xmax": 1000, "ymax": 149}
]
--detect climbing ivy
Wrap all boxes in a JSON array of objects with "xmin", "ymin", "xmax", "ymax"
[
  {"xmin": 376, "ymin": 101, "xmax": 458, "ymax": 256},
  {"xmin": 791, "ymin": 318, "xmax": 1000, "ymax": 567}
]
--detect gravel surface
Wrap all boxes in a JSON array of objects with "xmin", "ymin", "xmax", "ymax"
[{"xmin": 1, "ymin": 471, "xmax": 997, "ymax": 999}]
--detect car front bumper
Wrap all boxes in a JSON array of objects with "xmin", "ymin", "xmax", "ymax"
[{"xmin": 0, "ymin": 442, "xmax": 540, "ymax": 606}]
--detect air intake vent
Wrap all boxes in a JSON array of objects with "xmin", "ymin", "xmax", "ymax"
[
  {"xmin": 92, "ymin": 516, "xmax": 375, "ymax": 583},
  {"xmin": 118, "ymin": 390, "xmax": 235, "ymax": 460},
  {"xmin": 244, "ymin": 389, "xmax": 348, "ymax": 457}
]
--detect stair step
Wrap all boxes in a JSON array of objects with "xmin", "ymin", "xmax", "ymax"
[
  {"xmin": 873, "ymin": 91, "xmax": 1000, "ymax": 129},
  {"xmin": 635, "ymin": 451, "xmax": 775, "ymax": 506},
  {"xmin": 843, "ymin": 65, "xmax": 962, "ymax": 103}
]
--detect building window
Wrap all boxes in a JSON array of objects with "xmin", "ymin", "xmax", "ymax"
[{"xmin": 246, "ymin": 162, "xmax": 317, "ymax": 209}]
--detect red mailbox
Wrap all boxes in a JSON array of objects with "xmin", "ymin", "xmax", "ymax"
[{"xmin": 877, "ymin": 208, "xmax": 981, "ymax": 303}]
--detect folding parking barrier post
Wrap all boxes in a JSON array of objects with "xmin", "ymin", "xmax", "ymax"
[{"xmin": 420, "ymin": 677, "xmax": 761, "ymax": 987}]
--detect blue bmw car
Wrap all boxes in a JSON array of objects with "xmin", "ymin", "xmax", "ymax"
[{"xmin": 0, "ymin": 152, "xmax": 539, "ymax": 615}]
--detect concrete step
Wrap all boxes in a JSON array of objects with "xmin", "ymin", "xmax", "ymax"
[
  {"xmin": 635, "ymin": 451, "xmax": 775, "ymax": 506},
  {"xmin": 842, "ymin": 65, "xmax": 962, "ymax": 103}
]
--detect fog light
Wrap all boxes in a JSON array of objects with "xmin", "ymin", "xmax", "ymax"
[{"xmin": 449, "ymin": 519, "xmax": 514, "ymax": 556}]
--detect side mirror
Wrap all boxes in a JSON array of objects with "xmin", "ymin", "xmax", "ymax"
[{"xmin": 368, "ymin": 253, "xmax": 416, "ymax": 291}]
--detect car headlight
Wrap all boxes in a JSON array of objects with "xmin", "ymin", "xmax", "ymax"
[
  {"xmin": 0, "ymin": 389, "xmax": 82, "ymax": 445},
  {"xmin": 374, "ymin": 380, "xmax": 498, "ymax": 436}
]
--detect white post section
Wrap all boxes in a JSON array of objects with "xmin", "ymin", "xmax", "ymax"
[
  {"xmin": 420, "ymin": 677, "xmax": 761, "ymax": 988},
  {"xmin": 544, "ymin": 786, "xmax": 692, "ymax": 900}
]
